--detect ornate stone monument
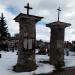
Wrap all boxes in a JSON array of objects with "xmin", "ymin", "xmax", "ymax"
[
  {"xmin": 46, "ymin": 7, "xmax": 71, "ymax": 68},
  {"xmin": 13, "ymin": 3, "xmax": 43, "ymax": 72}
]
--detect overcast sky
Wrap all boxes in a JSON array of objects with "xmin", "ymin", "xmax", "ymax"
[{"xmin": 0, "ymin": 0, "xmax": 75, "ymax": 42}]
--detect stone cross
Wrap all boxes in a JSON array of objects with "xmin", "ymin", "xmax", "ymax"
[
  {"xmin": 24, "ymin": 3, "xmax": 32, "ymax": 15},
  {"xmin": 57, "ymin": 7, "xmax": 61, "ymax": 21}
]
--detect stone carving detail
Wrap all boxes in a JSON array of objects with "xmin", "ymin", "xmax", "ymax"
[
  {"xmin": 28, "ymin": 39, "xmax": 32, "ymax": 49},
  {"xmin": 57, "ymin": 40, "xmax": 63, "ymax": 48},
  {"xmin": 24, "ymin": 39, "xmax": 27, "ymax": 49}
]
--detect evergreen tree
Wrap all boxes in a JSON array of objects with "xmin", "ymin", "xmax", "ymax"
[{"xmin": 0, "ymin": 13, "xmax": 8, "ymax": 40}]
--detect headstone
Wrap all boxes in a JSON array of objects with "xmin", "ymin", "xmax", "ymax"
[
  {"xmin": 46, "ymin": 21, "xmax": 71, "ymax": 68},
  {"xmin": 13, "ymin": 13, "xmax": 43, "ymax": 72}
]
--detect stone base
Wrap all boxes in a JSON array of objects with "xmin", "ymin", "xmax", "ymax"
[
  {"xmin": 50, "ymin": 61, "xmax": 64, "ymax": 65},
  {"xmin": 13, "ymin": 63, "xmax": 37, "ymax": 72},
  {"xmin": 49, "ymin": 60, "xmax": 65, "ymax": 70}
]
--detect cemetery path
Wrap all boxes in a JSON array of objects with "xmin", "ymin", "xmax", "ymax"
[{"xmin": 34, "ymin": 67, "xmax": 75, "ymax": 75}]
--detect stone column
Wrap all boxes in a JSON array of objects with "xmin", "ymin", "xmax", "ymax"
[
  {"xmin": 46, "ymin": 21, "xmax": 71, "ymax": 68},
  {"xmin": 13, "ymin": 13, "xmax": 43, "ymax": 72}
]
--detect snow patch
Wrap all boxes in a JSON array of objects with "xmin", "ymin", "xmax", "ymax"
[{"xmin": 0, "ymin": 51, "xmax": 75, "ymax": 75}]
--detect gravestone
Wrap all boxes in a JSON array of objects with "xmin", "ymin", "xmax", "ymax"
[
  {"xmin": 46, "ymin": 7, "xmax": 71, "ymax": 68},
  {"xmin": 13, "ymin": 3, "xmax": 43, "ymax": 72}
]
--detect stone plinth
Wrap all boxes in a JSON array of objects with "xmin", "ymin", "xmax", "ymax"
[
  {"xmin": 14, "ymin": 13, "xmax": 43, "ymax": 72},
  {"xmin": 46, "ymin": 21, "xmax": 71, "ymax": 67}
]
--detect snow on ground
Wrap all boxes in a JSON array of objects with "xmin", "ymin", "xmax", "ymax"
[
  {"xmin": 65, "ymin": 51, "xmax": 75, "ymax": 67},
  {"xmin": 0, "ymin": 51, "xmax": 75, "ymax": 75},
  {"xmin": 69, "ymin": 51, "xmax": 75, "ymax": 56},
  {"xmin": 35, "ymin": 55, "xmax": 54, "ymax": 74},
  {"xmin": 0, "ymin": 51, "xmax": 54, "ymax": 75}
]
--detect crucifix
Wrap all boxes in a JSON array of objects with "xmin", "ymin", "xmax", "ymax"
[
  {"xmin": 57, "ymin": 7, "xmax": 61, "ymax": 21},
  {"xmin": 24, "ymin": 3, "xmax": 32, "ymax": 15}
]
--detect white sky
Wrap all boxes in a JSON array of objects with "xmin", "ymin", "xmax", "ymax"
[{"xmin": 0, "ymin": 0, "xmax": 75, "ymax": 42}]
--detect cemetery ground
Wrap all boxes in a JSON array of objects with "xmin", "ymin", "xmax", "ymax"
[{"xmin": 0, "ymin": 50, "xmax": 75, "ymax": 75}]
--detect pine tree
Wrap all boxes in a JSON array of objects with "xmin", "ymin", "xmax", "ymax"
[{"xmin": 0, "ymin": 13, "xmax": 8, "ymax": 40}]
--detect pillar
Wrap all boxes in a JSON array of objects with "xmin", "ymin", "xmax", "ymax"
[
  {"xmin": 13, "ymin": 13, "xmax": 43, "ymax": 72},
  {"xmin": 46, "ymin": 21, "xmax": 71, "ymax": 68}
]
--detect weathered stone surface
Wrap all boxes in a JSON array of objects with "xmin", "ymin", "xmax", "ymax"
[
  {"xmin": 46, "ymin": 21, "xmax": 71, "ymax": 68},
  {"xmin": 14, "ymin": 13, "xmax": 43, "ymax": 72}
]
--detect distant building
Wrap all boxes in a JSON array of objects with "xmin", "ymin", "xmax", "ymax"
[
  {"xmin": 64, "ymin": 41, "xmax": 73, "ymax": 49},
  {"xmin": 72, "ymin": 41, "xmax": 75, "ymax": 47}
]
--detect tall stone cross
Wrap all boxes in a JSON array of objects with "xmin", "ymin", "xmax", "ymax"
[
  {"xmin": 46, "ymin": 7, "xmax": 71, "ymax": 69},
  {"xmin": 57, "ymin": 7, "xmax": 61, "ymax": 21},
  {"xmin": 24, "ymin": 3, "xmax": 32, "ymax": 15},
  {"xmin": 13, "ymin": 4, "xmax": 43, "ymax": 72}
]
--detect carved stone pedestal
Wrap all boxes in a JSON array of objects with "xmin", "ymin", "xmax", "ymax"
[
  {"xmin": 13, "ymin": 13, "xmax": 43, "ymax": 72},
  {"xmin": 46, "ymin": 21, "xmax": 71, "ymax": 68}
]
